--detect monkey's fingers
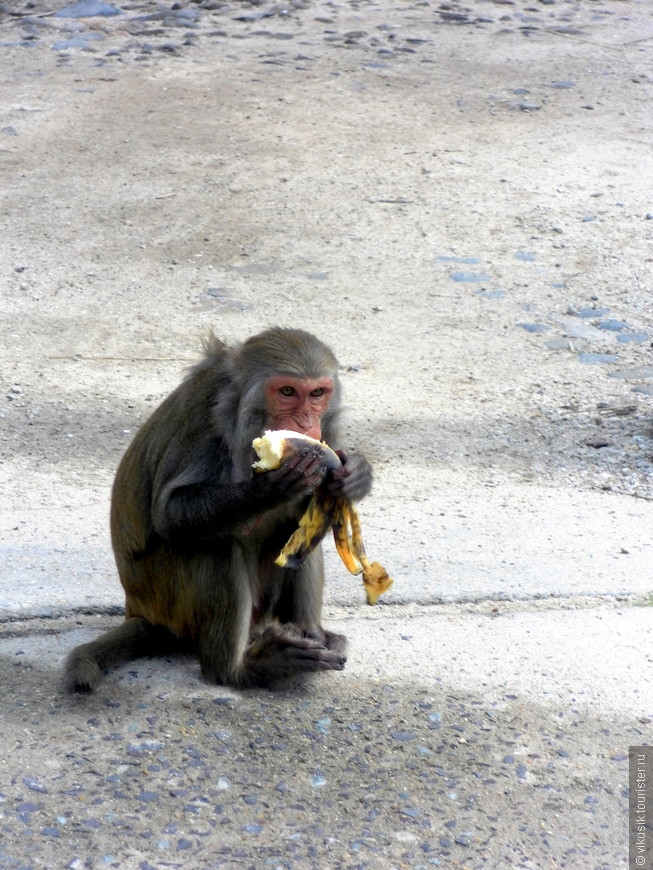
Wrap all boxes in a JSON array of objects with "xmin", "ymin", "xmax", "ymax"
[
  {"xmin": 326, "ymin": 451, "xmax": 373, "ymax": 502},
  {"xmin": 275, "ymin": 489, "xmax": 337, "ymax": 569},
  {"xmin": 274, "ymin": 448, "xmax": 330, "ymax": 495}
]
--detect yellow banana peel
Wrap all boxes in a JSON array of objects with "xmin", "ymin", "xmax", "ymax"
[
  {"xmin": 252, "ymin": 431, "xmax": 393, "ymax": 604},
  {"xmin": 330, "ymin": 495, "xmax": 393, "ymax": 604},
  {"xmin": 274, "ymin": 488, "xmax": 337, "ymax": 571}
]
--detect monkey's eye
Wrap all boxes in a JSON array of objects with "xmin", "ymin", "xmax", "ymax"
[
  {"xmin": 310, "ymin": 388, "xmax": 325, "ymax": 397},
  {"xmin": 279, "ymin": 386, "xmax": 296, "ymax": 397}
]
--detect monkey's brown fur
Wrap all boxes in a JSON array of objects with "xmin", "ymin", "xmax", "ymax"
[{"xmin": 64, "ymin": 328, "xmax": 372, "ymax": 692}]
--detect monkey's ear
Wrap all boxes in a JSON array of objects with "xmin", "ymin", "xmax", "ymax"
[{"xmin": 201, "ymin": 331, "xmax": 228, "ymax": 358}]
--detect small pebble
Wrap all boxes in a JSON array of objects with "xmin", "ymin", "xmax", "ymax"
[
  {"xmin": 609, "ymin": 366, "xmax": 653, "ymax": 380},
  {"xmin": 437, "ymin": 255, "xmax": 480, "ymax": 264},
  {"xmin": 450, "ymin": 271, "xmax": 491, "ymax": 283},
  {"xmin": 617, "ymin": 332, "xmax": 648, "ymax": 344},
  {"xmin": 23, "ymin": 777, "xmax": 47, "ymax": 794},
  {"xmin": 518, "ymin": 322, "xmax": 550, "ymax": 333},
  {"xmin": 390, "ymin": 731, "xmax": 417, "ymax": 741},
  {"xmin": 577, "ymin": 352, "xmax": 619, "ymax": 365},
  {"xmin": 475, "ymin": 288, "xmax": 506, "ymax": 298},
  {"xmin": 53, "ymin": 0, "xmax": 121, "ymax": 17},
  {"xmin": 597, "ymin": 319, "xmax": 628, "ymax": 331}
]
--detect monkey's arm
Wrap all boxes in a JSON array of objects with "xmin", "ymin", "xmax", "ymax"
[{"xmin": 152, "ymin": 446, "xmax": 330, "ymax": 544}]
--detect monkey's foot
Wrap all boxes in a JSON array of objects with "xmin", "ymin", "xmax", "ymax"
[{"xmin": 246, "ymin": 623, "xmax": 347, "ymax": 685}]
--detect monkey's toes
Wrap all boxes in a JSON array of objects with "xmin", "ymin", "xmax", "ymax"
[
  {"xmin": 323, "ymin": 630, "xmax": 348, "ymax": 654},
  {"xmin": 306, "ymin": 648, "xmax": 347, "ymax": 671},
  {"xmin": 64, "ymin": 656, "xmax": 101, "ymax": 694},
  {"xmin": 325, "ymin": 651, "xmax": 347, "ymax": 670}
]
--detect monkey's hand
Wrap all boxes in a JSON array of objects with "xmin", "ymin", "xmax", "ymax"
[
  {"xmin": 252, "ymin": 430, "xmax": 341, "ymax": 503},
  {"xmin": 326, "ymin": 450, "xmax": 373, "ymax": 502},
  {"xmin": 252, "ymin": 443, "xmax": 334, "ymax": 502}
]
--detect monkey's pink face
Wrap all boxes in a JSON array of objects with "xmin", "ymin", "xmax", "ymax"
[{"xmin": 265, "ymin": 375, "xmax": 334, "ymax": 440}]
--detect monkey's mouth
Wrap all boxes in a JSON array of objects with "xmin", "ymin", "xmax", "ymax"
[{"xmin": 274, "ymin": 419, "xmax": 321, "ymax": 440}]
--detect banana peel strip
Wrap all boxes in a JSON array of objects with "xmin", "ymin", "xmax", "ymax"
[
  {"xmin": 276, "ymin": 490, "xmax": 393, "ymax": 605},
  {"xmin": 274, "ymin": 488, "xmax": 337, "ymax": 571},
  {"xmin": 333, "ymin": 497, "xmax": 393, "ymax": 605}
]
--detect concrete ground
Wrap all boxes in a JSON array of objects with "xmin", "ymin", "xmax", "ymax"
[{"xmin": 1, "ymin": 0, "xmax": 653, "ymax": 866}]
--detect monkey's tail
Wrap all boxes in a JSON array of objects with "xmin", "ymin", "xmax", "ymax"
[{"xmin": 64, "ymin": 616, "xmax": 177, "ymax": 694}]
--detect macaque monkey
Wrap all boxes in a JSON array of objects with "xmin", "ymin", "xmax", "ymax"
[{"xmin": 65, "ymin": 327, "xmax": 372, "ymax": 692}]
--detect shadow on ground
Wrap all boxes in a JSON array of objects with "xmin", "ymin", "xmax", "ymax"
[{"xmin": 0, "ymin": 626, "xmax": 635, "ymax": 868}]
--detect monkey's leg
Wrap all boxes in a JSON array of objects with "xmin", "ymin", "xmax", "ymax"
[
  {"xmin": 273, "ymin": 548, "xmax": 348, "ymax": 657},
  {"xmin": 64, "ymin": 617, "xmax": 176, "ymax": 693},
  {"xmin": 194, "ymin": 547, "xmax": 346, "ymax": 689},
  {"xmin": 193, "ymin": 547, "xmax": 257, "ymax": 687}
]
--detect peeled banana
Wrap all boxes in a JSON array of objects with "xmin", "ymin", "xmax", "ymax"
[
  {"xmin": 252, "ymin": 430, "xmax": 393, "ymax": 604},
  {"xmin": 252, "ymin": 429, "xmax": 341, "ymax": 473}
]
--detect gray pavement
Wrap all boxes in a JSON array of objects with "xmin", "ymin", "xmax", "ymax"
[
  {"xmin": 3, "ymin": 483, "xmax": 653, "ymax": 618},
  {"xmin": 1, "ymin": 602, "xmax": 650, "ymax": 868},
  {"xmin": 2, "ymin": 0, "xmax": 653, "ymax": 866}
]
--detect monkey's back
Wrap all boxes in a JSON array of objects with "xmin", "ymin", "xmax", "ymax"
[{"xmin": 109, "ymin": 349, "xmax": 235, "ymax": 635}]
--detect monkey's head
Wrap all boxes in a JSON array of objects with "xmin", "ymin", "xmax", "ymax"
[{"xmin": 238, "ymin": 328, "xmax": 341, "ymax": 441}]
